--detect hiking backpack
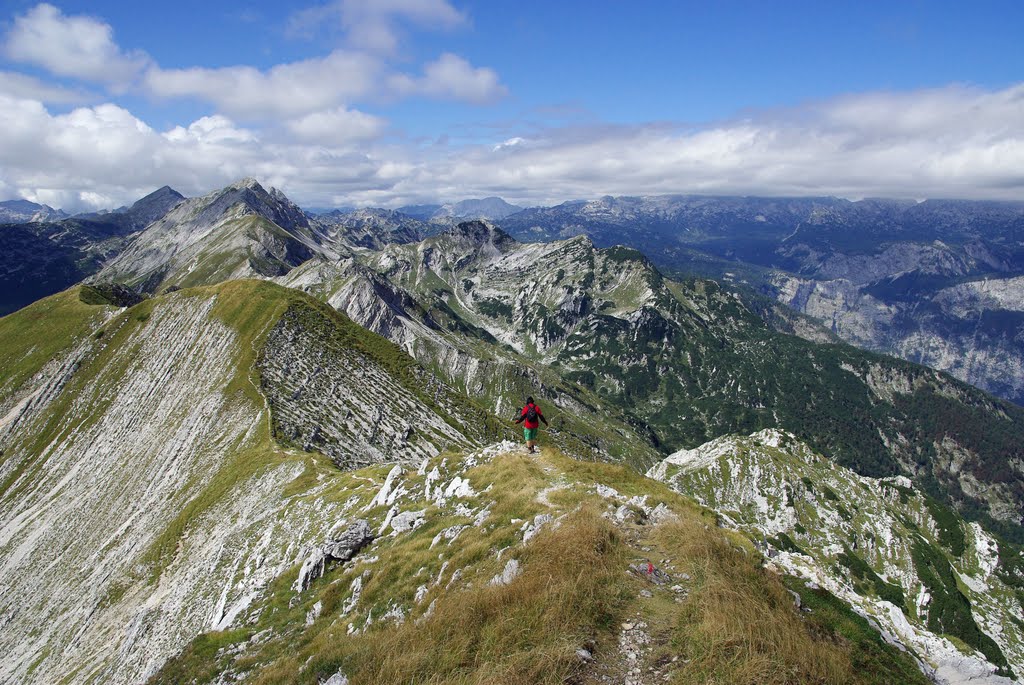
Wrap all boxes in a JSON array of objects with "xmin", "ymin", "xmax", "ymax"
[{"xmin": 525, "ymin": 403, "xmax": 538, "ymax": 422}]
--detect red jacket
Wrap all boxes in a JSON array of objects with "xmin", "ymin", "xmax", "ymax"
[{"xmin": 519, "ymin": 402, "xmax": 544, "ymax": 429}]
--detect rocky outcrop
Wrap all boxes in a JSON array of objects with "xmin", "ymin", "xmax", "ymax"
[
  {"xmin": 295, "ymin": 520, "xmax": 374, "ymax": 592},
  {"xmin": 649, "ymin": 430, "xmax": 1022, "ymax": 684}
]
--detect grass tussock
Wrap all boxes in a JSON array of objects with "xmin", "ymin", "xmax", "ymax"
[
  {"xmin": 654, "ymin": 518, "xmax": 926, "ymax": 685},
  {"xmin": 252, "ymin": 507, "xmax": 631, "ymax": 685}
]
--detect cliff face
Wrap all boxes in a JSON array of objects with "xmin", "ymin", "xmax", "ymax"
[{"xmin": 770, "ymin": 270, "xmax": 1024, "ymax": 404}]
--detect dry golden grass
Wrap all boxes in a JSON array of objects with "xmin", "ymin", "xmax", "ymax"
[
  {"xmin": 253, "ymin": 507, "xmax": 631, "ymax": 685},
  {"xmin": 654, "ymin": 519, "xmax": 854, "ymax": 685}
]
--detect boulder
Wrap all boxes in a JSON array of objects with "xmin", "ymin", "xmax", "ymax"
[
  {"xmin": 322, "ymin": 520, "xmax": 374, "ymax": 560},
  {"xmin": 294, "ymin": 520, "xmax": 374, "ymax": 592}
]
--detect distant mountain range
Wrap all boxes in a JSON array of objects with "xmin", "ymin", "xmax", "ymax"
[
  {"xmin": 398, "ymin": 196, "xmax": 523, "ymax": 222},
  {"xmin": 0, "ymin": 186, "xmax": 185, "ymax": 315},
  {"xmin": 0, "ymin": 198, "xmax": 68, "ymax": 223},
  {"xmin": 7, "ymin": 188, "xmax": 1024, "ymax": 410},
  {"xmin": 494, "ymin": 195, "xmax": 1024, "ymax": 406}
]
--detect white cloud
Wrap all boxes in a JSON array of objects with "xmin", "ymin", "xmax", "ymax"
[
  {"xmin": 2, "ymin": 3, "xmax": 503, "ymax": 120},
  {"xmin": 144, "ymin": 49, "xmax": 506, "ymax": 118},
  {"xmin": 3, "ymin": 3, "xmax": 148, "ymax": 86},
  {"xmin": 0, "ymin": 70, "xmax": 91, "ymax": 104},
  {"xmin": 163, "ymin": 115, "xmax": 257, "ymax": 144},
  {"xmin": 144, "ymin": 50, "xmax": 381, "ymax": 119},
  {"xmin": 287, "ymin": 0, "xmax": 465, "ymax": 54},
  {"xmin": 2, "ymin": 83, "xmax": 1023, "ymax": 212},
  {"xmin": 493, "ymin": 137, "xmax": 525, "ymax": 152},
  {"xmin": 286, "ymin": 107, "xmax": 386, "ymax": 144},
  {"xmin": 390, "ymin": 53, "xmax": 507, "ymax": 104}
]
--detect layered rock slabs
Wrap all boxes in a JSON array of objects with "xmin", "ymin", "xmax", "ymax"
[{"xmin": 0, "ymin": 280, "xmax": 489, "ymax": 685}]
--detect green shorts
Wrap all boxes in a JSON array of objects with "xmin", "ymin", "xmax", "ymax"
[{"xmin": 523, "ymin": 427, "xmax": 538, "ymax": 441}]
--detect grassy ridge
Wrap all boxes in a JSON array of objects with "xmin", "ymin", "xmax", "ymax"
[
  {"xmin": 151, "ymin": 448, "xmax": 928, "ymax": 685},
  {"xmin": 0, "ymin": 287, "xmax": 108, "ymax": 396}
]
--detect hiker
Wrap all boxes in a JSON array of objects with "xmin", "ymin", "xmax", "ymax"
[{"xmin": 513, "ymin": 396, "xmax": 548, "ymax": 453}]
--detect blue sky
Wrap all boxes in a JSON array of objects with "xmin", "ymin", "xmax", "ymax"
[{"xmin": 0, "ymin": 0, "xmax": 1022, "ymax": 210}]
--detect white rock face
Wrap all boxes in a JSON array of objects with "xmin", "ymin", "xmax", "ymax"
[
  {"xmin": 489, "ymin": 558, "xmax": 521, "ymax": 586},
  {"xmin": 257, "ymin": 304, "xmax": 480, "ymax": 470},
  {"xmin": 649, "ymin": 429, "xmax": 1023, "ymax": 684},
  {"xmin": 771, "ymin": 271, "xmax": 1024, "ymax": 404},
  {"xmin": 0, "ymin": 291, "xmax": 428, "ymax": 685}
]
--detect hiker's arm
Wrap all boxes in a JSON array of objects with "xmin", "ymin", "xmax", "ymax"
[
  {"xmin": 541, "ymin": 414, "xmax": 549, "ymax": 426},
  {"xmin": 512, "ymin": 412, "xmax": 524, "ymax": 424}
]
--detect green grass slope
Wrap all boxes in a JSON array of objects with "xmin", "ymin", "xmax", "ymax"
[{"xmin": 152, "ymin": 444, "xmax": 928, "ymax": 685}]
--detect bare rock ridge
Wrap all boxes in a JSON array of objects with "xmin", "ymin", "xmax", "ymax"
[{"xmin": 257, "ymin": 299, "xmax": 482, "ymax": 469}]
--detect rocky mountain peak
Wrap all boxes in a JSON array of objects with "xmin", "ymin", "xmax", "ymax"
[
  {"xmin": 202, "ymin": 179, "xmax": 309, "ymax": 232},
  {"xmin": 125, "ymin": 186, "xmax": 186, "ymax": 228},
  {"xmin": 229, "ymin": 176, "xmax": 264, "ymax": 192},
  {"xmin": 0, "ymin": 199, "xmax": 68, "ymax": 223},
  {"xmin": 444, "ymin": 220, "xmax": 516, "ymax": 251}
]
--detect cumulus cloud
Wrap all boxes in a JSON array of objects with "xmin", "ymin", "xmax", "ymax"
[
  {"xmin": 368, "ymin": 84, "xmax": 1024, "ymax": 206},
  {"xmin": 2, "ymin": 83, "xmax": 1023, "ymax": 212},
  {"xmin": 3, "ymin": 3, "xmax": 148, "ymax": 86},
  {"xmin": 390, "ymin": 53, "xmax": 507, "ymax": 104},
  {"xmin": 286, "ymin": 107, "xmax": 386, "ymax": 144},
  {"xmin": 144, "ymin": 49, "xmax": 506, "ymax": 118},
  {"xmin": 0, "ymin": 70, "xmax": 91, "ymax": 104},
  {"xmin": 287, "ymin": 0, "xmax": 466, "ymax": 54},
  {"xmin": 2, "ymin": 3, "xmax": 502, "ymax": 120},
  {"xmin": 144, "ymin": 50, "xmax": 382, "ymax": 119}
]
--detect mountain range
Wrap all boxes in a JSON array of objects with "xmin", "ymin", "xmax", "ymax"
[
  {"xmin": 0, "ymin": 199, "xmax": 68, "ymax": 223},
  {"xmin": 1, "ymin": 180, "xmax": 1022, "ymax": 684},
  {"xmin": 495, "ymin": 195, "xmax": 1024, "ymax": 406},
  {"xmin": 0, "ymin": 186, "xmax": 185, "ymax": 315}
]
